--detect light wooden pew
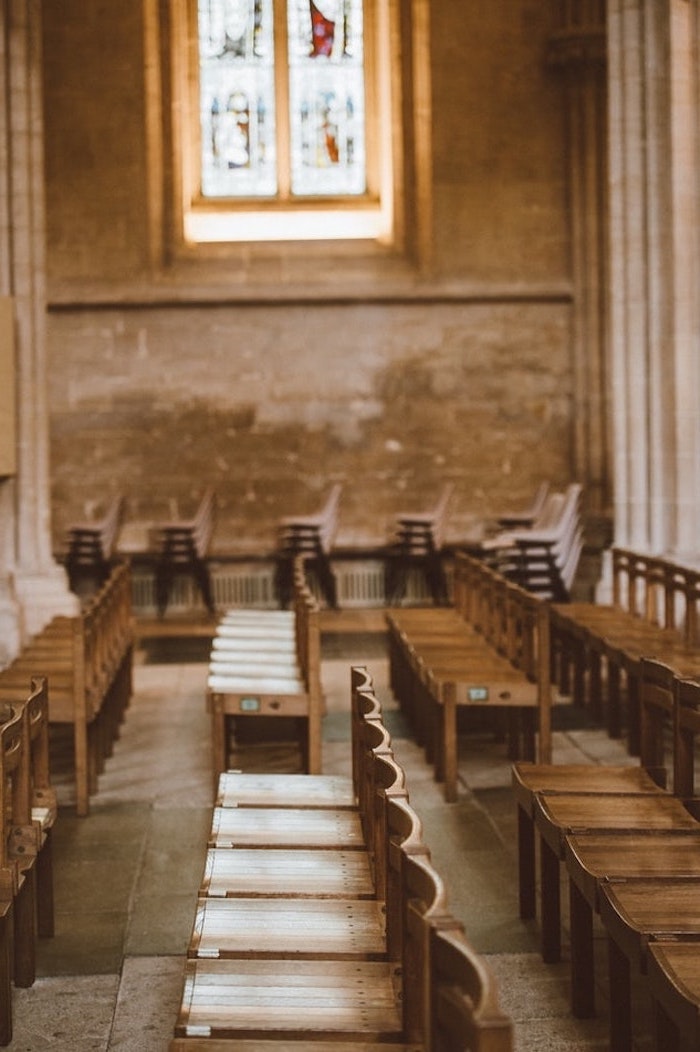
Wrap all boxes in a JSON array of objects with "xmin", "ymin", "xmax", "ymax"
[
  {"xmin": 170, "ymin": 667, "xmax": 513, "ymax": 1051},
  {"xmin": 0, "ymin": 561, "xmax": 134, "ymax": 816},
  {"xmin": 386, "ymin": 550, "xmax": 554, "ymax": 802},
  {"xmin": 550, "ymin": 546, "xmax": 700, "ymax": 750},
  {"xmin": 513, "ymin": 663, "xmax": 700, "ymax": 1052},
  {"xmin": 207, "ymin": 559, "xmax": 323, "ymax": 786}
]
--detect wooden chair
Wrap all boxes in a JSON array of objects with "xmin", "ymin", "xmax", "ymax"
[
  {"xmin": 483, "ymin": 482, "xmax": 583, "ymax": 601},
  {"xmin": 589, "ymin": 672, "xmax": 700, "ymax": 1051},
  {"xmin": 153, "ymin": 487, "xmax": 216, "ymax": 617},
  {"xmin": 493, "ymin": 480, "xmax": 550, "ymax": 531},
  {"xmin": 512, "ymin": 656, "xmax": 675, "ymax": 931},
  {"xmin": 64, "ymin": 493, "xmax": 125, "ymax": 595},
  {"xmin": 274, "ymin": 483, "xmax": 342, "ymax": 609},
  {"xmin": 384, "ymin": 482, "xmax": 455, "ymax": 606},
  {"xmin": 522, "ymin": 658, "xmax": 700, "ymax": 974}
]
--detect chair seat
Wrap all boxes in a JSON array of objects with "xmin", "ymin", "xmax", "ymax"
[
  {"xmin": 216, "ymin": 772, "xmax": 355, "ymax": 809},
  {"xmin": 207, "ymin": 659, "xmax": 299, "ymax": 679},
  {"xmin": 174, "ymin": 958, "xmax": 404, "ymax": 1042},
  {"xmin": 190, "ymin": 896, "xmax": 386, "ymax": 959},
  {"xmin": 201, "ymin": 848, "xmax": 375, "ymax": 899},
  {"xmin": 207, "ymin": 674, "xmax": 305, "ymax": 694},
  {"xmin": 210, "ymin": 807, "xmax": 365, "ymax": 849}
]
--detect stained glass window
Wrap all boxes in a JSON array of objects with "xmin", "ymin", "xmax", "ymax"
[{"xmin": 198, "ymin": 0, "xmax": 366, "ymax": 200}]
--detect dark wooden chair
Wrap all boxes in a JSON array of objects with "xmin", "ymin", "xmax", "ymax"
[
  {"xmin": 64, "ymin": 493, "xmax": 125, "ymax": 595},
  {"xmin": 153, "ymin": 488, "xmax": 216, "ymax": 617},
  {"xmin": 273, "ymin": 483, "xmax": 342, "ymax": 609},
  {"xmin": 384, "ymin": 482, "xmax": 455, "ymax": 606}
]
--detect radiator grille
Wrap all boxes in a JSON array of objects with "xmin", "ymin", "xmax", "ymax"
[{"xmin": 130, "ymin": 558, "xmax": 443, "ymax": 615}]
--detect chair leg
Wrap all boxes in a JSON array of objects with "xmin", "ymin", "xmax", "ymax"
[
  {"xmin": 193, "ymin": 557, "xmax": 215, "ymax": 614},
  {"xmin": 37, "ymin": 835, "xmax": 55, "ymax": 939},
  {"xmin": 13, "ymin": 870, "xmax": 36, "ymax": 989},
  {"xmin": 569, "ymin": 878, "xmax": 595, "ymax": 1018},
  {"xmin": 517, "ymin": 805, "xmax": 536, "ymax": 920},
  {"xmin": 0, "ymin": 907, "xmax": 11, "ymax": 1046},
  {"xmin": 540, "ymin": 836, "xmax": 561, "ymax": 963}
]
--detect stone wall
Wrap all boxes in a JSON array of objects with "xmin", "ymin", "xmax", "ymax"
[{"xmin": 41, "ymin": 1, "xmax": 574, "ymax": 556}]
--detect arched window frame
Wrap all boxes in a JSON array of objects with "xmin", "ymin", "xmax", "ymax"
[{"xmin": 153, "ymin": 0, "xmax": 432, "ymax": 265}]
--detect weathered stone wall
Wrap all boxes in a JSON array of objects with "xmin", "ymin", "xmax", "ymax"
[
  {"xmin": 42, "ymin": 1, "xmax": 573, "ymax": 555},
  {"xmin": 48, "ymin": 299, "xmax": 572, "ymax": 551}
]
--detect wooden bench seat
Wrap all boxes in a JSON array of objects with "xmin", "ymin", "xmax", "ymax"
[
  {"xmin": 0, "ymin": 561, "xmax": 133, "ymax": 816},
  {"xmin": 387, "ymin": 551, "xmax": 555, "ymax": 801},
  {"xmin": 207, "ymin": 561, "xmax": 323, "ymax": 785}
]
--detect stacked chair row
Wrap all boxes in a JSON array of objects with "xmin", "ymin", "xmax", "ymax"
[
  {"xmin": 386, "ymin": 550, "xmax": 558, "ymax": 802},
  {"xmin": 512, "ymin": 657, "xmax": 700, "ymax": 1051},
  {"xmin": 0, "ymin": 678, "xmax": 56, "ymax": 1045},
  {"xmin": 170, "ymin": 666, "xmax": 513, "ymax": 1051},
  {"xmin": 479, "ymin": 482, "xmax": 583, "ymax": 601},
  {"xmin": 0, "ymin": 560, "xmax": 134, "ymax": 816},
  {"xmin": 207, "ymin": 556, "xmax": 324, "ymax": 786}
]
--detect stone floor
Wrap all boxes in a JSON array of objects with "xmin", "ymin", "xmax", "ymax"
[{"xmin": 6, "ymin": 608, "xmax": 650, "ymax": 1050}]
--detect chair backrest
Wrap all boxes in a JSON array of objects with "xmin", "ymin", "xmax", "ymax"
[
  {"xmin": 0, "ymin": 702, "xmax": 26, "ymax": 872},
  {"xmin": 638, "ymin": 657, "xmax": 677, "ymax": 789},
  {"xmin": 430, "ymin": 926, "xmax": 514, "ymax": 1051},
  {"xmin": 673, "ymin": 672, "xmax": 700, "ymax": 800}
]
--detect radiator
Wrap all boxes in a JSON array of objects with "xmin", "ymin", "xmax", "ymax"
[{"xmin": 131, "ymin": 558, "xmax": 444, "ymax": 615}]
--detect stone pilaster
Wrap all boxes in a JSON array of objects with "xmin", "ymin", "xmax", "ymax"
[
  {"xmin": 547, "ymin": 1, "xmax": 611, "ymax": 520},
  {"xmin": 0, "ymin": 0, "xmax": 76, "ymax": 659}
]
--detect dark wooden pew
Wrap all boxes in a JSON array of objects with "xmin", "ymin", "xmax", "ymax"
[
  {"xmin": 0, "ymin": 561, "xmax": 134, "ymax": 816},
  {"xmin": 170, "ymin": 666, "xmax": 513, "ymax": 1051}
]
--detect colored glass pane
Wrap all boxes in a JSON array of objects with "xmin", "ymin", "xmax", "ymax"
[
  {"xmin": 287, "ymin": 0, "xmax": 366, "ymax": 195},
  {"xmin": 199, "ymin": 0, "xmax": 277, "ymax": 197},
  {"xmin": 199, "ymin": 0, "xmax": 366, "ymax": 200}
]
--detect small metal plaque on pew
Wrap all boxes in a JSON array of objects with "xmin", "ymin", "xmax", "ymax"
[
  {"xmin": 468, "ymin": 686, "xmax": 489, "ymax": 702},
  {"xmin": 239, "ymin": 697, "xmax": 261, "ymax": 712}
]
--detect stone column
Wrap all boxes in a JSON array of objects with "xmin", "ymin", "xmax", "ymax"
[
  {"xmin": 0, "ymin": 0, "xmax": 76, "ymax": 662},
  {"xmin": 607, "ymin": 0, "xmax": 700, "ymax": 557},
  {"xmin": 548, "ymin": 1, "xmax": 611, "ymax": 523}
]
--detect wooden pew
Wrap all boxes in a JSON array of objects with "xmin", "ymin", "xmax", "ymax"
[
  {"xmin": 170, "ymin": 666, "xmax": 513, "ymax": 1051},
  {"xmin": 207, "ymin": 559, "xmax": 323, "ymax": 785},
  {"xmin": 153, "ymin": 487, "xmax": 216, "ymax": 618},
  {"xmin": 64, "ymin": 493, "xmax": 125, "ymax": 595},
  {"xmin": 513, "ymin": 663, "xmax": 700, "ymax": 1051},
  {"xmin": 0, "ymin": 561, "xmax": 134, "ymax": 816},
  {"xmin": 550, "ymin": 547, "xmax": 700, "ymax": 750},
  {"xmin": 0, "ymin": 678, "xmax": 57, "ymax": 1046},
  {"xmin": 273, "ymin": 483, "xmax": 342, "ymax": 609},
  {"xmin": 384, "ymin": 482, "xmax": 455, "ymax": 606},
  {"xmin": 386, "ymin": 550, "xmax": 554, "ymax": 802}
]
